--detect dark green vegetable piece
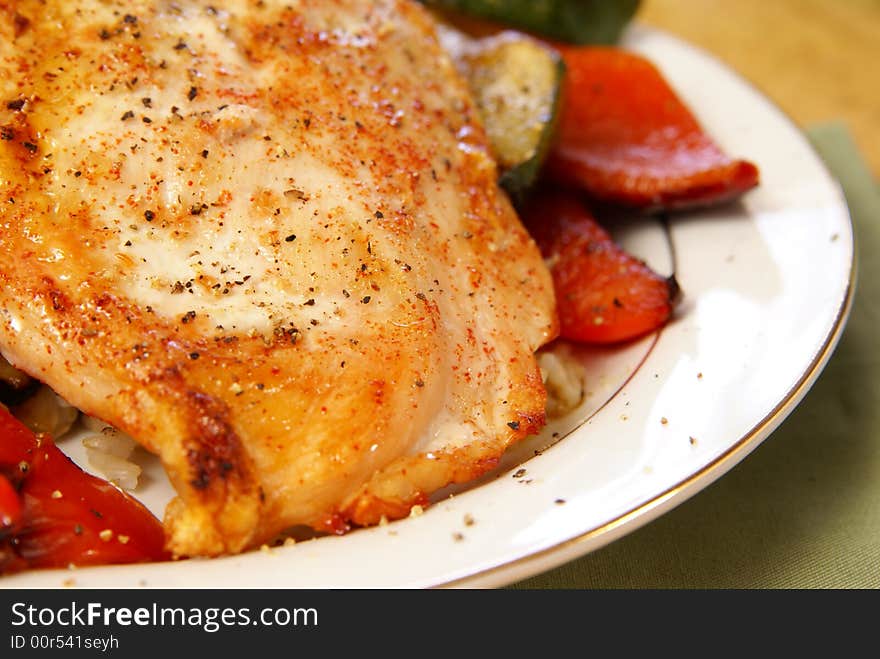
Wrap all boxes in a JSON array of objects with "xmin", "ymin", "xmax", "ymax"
[
  {"xmin": 440, "ymin": 28, "xmax": 565, "ymax": 200},
  {"xmin": 421, "ymin": 0, "xmax": 641, "ymax": 45}
]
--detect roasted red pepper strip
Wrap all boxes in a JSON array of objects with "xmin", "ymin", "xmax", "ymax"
[
  {"xmin": 546, "ymin": 46, "xmax": 760, "ymax": 210},
  {"xmin": 523, "ymin": 189, "xmax": 677, "ymax": 344},
  {"xmin": 0, "ymin": 474, "xmax": 21, "ymax": 529},
  {"xmin": 0, "ymin": 406, "xmax": 169, "ymax": 575}
]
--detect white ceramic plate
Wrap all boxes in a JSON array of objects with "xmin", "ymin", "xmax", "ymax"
[{"xmin": 4, "ymin": 25, "xmax": 855, "ymax": 589}]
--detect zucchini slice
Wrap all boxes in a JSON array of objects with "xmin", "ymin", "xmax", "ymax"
[
  {"xmin": 422, "ymin": 0, "xmax": 640, "ymax": 45},
  {"xmin": 441, "ymin": 28, "xmax": 565, "ymax": 200}
]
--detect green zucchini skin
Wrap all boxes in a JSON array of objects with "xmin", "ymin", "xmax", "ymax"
[
  {"xmin": 421, "ymin": 0, "xmax": 640, "ymax": 45},
  {"xmin": 440, "ymin": 28, "xmax": 565, "ymax": 202},
  {"xmin": 496, "ymin": 53, "xmax": 565, "ymax": 203}
]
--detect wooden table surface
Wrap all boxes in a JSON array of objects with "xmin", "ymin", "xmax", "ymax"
[{"xmin": 639, "ymin": 0, "xmax": 880, "ymax": 178}]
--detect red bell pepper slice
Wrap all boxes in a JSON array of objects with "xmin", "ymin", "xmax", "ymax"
[
  {"xmin": 546, "ymin": 46, "xmax": 760, "ymax": 210},
  {"xmin": 523, "ymin": 188, "xmax": 678, "ymax": 344},
  {"xmin": 0, "ymin": 405, "xmax": 169, "ymax": 575},
  {"xmin": 0, "ymin": 473, "xmax": 21, "ymax": 529}
]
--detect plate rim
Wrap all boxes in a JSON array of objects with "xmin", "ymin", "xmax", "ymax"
[
  {"xmin": 436, "ymin": 25, "xmax": 860, "ymax": 589},
  {"xmin": 442, "ymin": 264, "xmax": 856, "ymax": 588},
  {"xmin": 0, "ymin": 25, "xmax": 858, "ymax": 591}
]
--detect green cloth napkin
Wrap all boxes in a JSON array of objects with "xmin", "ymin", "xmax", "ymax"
[{"xmin": 512, "ymin": 122, "xmax": 880, "ymax": 589}]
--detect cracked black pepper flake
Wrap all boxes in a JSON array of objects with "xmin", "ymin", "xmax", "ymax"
[
  {"xmin": 189, "ymin": 352, "xmax": 200, "ymax": 360},
  {"xmin": 201, "ymin": 149, "xmax": 209, "ymax": 158},
  {"xmin": 141, "ymin": 97, "xmax": 152, "ymax": 107},
  {"xmin": 123, "ymin": 14, "xmax": 138, "ymax": 24},
  {"xmin": 187, "ymin": 86, "xmax": 198, "ymax": 101},
  {"xmin": 121, "ymin": 110, "xmax": 135, "ymax": 121},
  {"xmin": 285, "ymin": 234, "xmax": 296, "ymax": 242},
  {"xmin": 174, "ymin": 40, "xmax": 188, "ymax": 50},
  {"xmin": 374, "ymin": 210, "xmax": 384, "ymax": 219},
  {"xmin": 284, "ymin": 188, "xmax": 308, "ymax": 201},
  {"xmin": 513, "ymin": 468, "xmax": 526, "ymax": 479},
  {"xmin": 23, "ymin": 142, "xmax": 37, "ymax": 153},
  {"xmin": 144, "ymin": 210, "xmax": 155, "ymax": 221},
  {"xmin": 6, "ymin": 99, "xmax": 25, "ymax": 111},
  {"xmin": 142, "ymin": 116, "xmax": 152, "ymax": 124},
  {"xmin": 12, "ymin": 13, "xmax": 29, "ymax": 36},
  {"xmin": 361, "ymin": 296, "xmax": 371, "ymax": 304},
  {"xmin": 507, "ymin": 421, "xmax": 520, "ymax": 431},
  {"xmin": 99, "ymin": 28, "xmax": 111, "ymax": 40}
]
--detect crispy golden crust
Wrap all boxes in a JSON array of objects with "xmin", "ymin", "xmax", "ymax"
[{"xmin": 0, "ymin": 0, "xmax": 557, "ymax": 557}]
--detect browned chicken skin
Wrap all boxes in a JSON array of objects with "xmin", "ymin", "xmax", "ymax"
[{"xmin": 0, "ymin": 0, "xmax": 557, "ymax": 557}]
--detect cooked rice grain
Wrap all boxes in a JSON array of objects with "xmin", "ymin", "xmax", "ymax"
[
  {"xmin": 81, "ymin": 418, "xmax": 141, "ymax": 490},
  {"xmin": 538, "ymin": 346, "xmax": 586, "ymax": 418}
]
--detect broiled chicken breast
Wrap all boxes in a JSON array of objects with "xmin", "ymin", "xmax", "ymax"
[{"xmin": 0, "ymin": 0, "xmax": 557, "ymax": 556}]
